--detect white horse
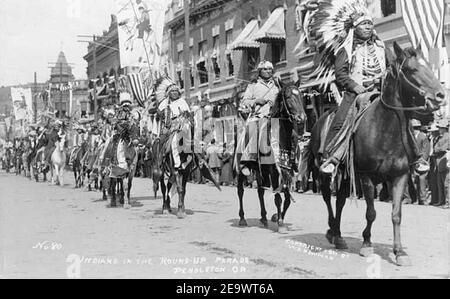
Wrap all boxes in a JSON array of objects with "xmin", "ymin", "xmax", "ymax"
[{"xmin": 51, "ymin": 134, "xmax": 67, "ymax": 186}]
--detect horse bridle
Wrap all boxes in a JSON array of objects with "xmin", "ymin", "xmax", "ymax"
[
  {"xmin": 380, "ymin": 58, "xmax": 430, "ymax": 112},
  {"xmin": 279, "ymin": 86, "xmax": 301, "ymax": 123}
]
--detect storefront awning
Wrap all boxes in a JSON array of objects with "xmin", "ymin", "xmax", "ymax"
[
  {"xmin": 254, "ymin": 7, "xmax": 286, "ymax": 43},
  {"xmin": 230, "ymin": 19, "xmax": 260, "ymax": 51}
]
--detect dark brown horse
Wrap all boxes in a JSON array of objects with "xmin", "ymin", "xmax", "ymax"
[
  {"xmin": 309, "ymin": 42, "xmax": 447, "ymax": 266},
  {"xmin": 235, "ymin": 83, "xmax": 307, "ymax": 233}
]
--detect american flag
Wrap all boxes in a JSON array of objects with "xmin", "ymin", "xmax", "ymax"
[
  {"xmin": 127, "ymin": 73, "xmax": 146, "ymax": 108},
  {"xmin": 400, "ymin": 0, "xmax": 446, "ymax": 60}
]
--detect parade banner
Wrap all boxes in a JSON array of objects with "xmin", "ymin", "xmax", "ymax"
[
  {"xmin": 10, "ymin": 87, "xmax": 33, "ymax": 122},
  {"xmin": 116, "ymin": 0, "xmax": 169, "ymax": 72},
  {"xmin": 0, "ymin": 122, "xmax": 6, "ymax": 139}
]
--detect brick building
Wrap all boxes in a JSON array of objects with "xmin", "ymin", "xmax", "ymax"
[
  {"xmin": 165, "ymin": 0, "xmax": 449, "ymax": 132},
  {"xmin": 83, "ymin": 15, "xmax": 122, "ymax": 115}
]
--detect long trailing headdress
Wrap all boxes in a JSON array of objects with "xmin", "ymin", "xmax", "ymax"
[{"xmin": 306, "ymin": 0, "xmax": 373, "ymax": 89}]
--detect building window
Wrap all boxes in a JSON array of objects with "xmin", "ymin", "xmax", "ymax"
[
  {"xmin": 271, "ymin": 41, "xmax": 286, "ymax": 64},
  {"xmin": 213, "ymin": 36, "xmax": 220, "ymax": 51},
  {"xmin": 198, "ymin": 40, "xmax": 207, "ymax": 57},
  {"xmin": 381, "ymin": 0, "xmax": 396, "ymax": 17},
  {"xmin": 197, "ymin": 61, "xmax": 208, "ymax": 84},
  {"xmin": 212, "ymin": 56, "xmax": 221, "ymax": 80},
  {"xmin": 177, "ymin": 50, "xmax": 183, "ymax": 63},
  {"xmin": 247, "ymin": 48, "xmax": 260, "ymax": 72},
  {"xmin": 177, "ymin": 71, "xmax": 184, "ymax": 89},
  {"xmin": 227, "ymin": 53, "xmax": 234, "ymax": 77},
  {"xmin": 225, "ymin": 29, "xmax": 233, "ymax": 48}
]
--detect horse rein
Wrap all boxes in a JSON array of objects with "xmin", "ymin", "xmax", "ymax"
[{"xmin": 380, "ymin": 58, "xmax": 429, "ymax": 113}]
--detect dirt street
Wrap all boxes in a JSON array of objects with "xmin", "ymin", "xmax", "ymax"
[{"xmin": 0, "ymin": 171, "xmax": 448, "ymax": 279}]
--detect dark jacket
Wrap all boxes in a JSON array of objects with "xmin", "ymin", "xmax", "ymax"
[
  {"xmin": 416, "ymin": 131, "xmax": 431, "ymax": 161},
  {"xmin": 433, "ymin": 132, "xmax": 450, "ymax": 173}
]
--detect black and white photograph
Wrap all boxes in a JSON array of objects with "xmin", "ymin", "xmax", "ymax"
[{"xmin": 0, "ymin": 0, "xmax": 449, "ymax": 282}]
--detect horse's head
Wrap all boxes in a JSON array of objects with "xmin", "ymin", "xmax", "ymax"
[
  {"xmin": 272, "ymin": 84, "xmax": 307, "ymax": 124},
  {"xmin": 393, "ymin": 42, "xmax": 447, "ymax": 113},
  {"xmin": 56, "ymin": 135, "xmax": 66, "ymax": 151}
]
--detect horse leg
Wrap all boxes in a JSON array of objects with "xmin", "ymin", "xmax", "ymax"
[
  {"xmin": 273, "ymin": 193, "xmax": 283, "ymax": 233},
  {"xmin": 321, "ymin": 175, "xmax": 336, "ymax": 244},
  {"xmin": 118, "ymin": 179, "xmax": 124, "ymax": 205},
  {"xmin": 256, "ymin": 186, "xmax": 268, "ymax": 228},
  {"xmin": 60, "ymin": 165, "xmax": 64, "ymax": 187},
  {"xmin": 123, "ymin": 176, "xmax": 132, "ymax": 209},
  {"xmin": 237, "ymin": 174, "xmax": 247, "ymax": 227},
  {"xmin": 110, "ymin": 178, "xmax": 117, "ymax": 207},
  {"xmin": 88, "ymin": 171, "xmax": 92, "ymax": 191},
  {"xmin": 392, "ymin": 174, "xmax": 411, "ymax": 266},
  {"xmin": 360, "ymin": 176, "xmax": 376, "ymax": 257},
  {"xmin": 161, "ymin": 178, "xmax": 171, "ymax": 214},
  {"xmin": 333, "ymin": 181, "xmax": 349, "ymax": 250},
  {"xmin": 278, "ymin": 191, "xmax": 292, "ymax": 234},
  {"xmin": 176, "ymin": 171, "xmax": 187, "ymax": 219}
]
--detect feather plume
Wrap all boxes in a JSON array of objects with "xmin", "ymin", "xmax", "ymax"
[{"xmin": 306, "ymin": 0, "xmax": 370, "ymax": 89}]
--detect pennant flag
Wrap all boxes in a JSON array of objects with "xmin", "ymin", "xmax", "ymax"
[
  {"xmin": 127, "ymin": 73, "xmax": 146, "ymax": 108},
  {"xmin": 400, "ymin": 0, "xmax": 446, "ymax": 60}
]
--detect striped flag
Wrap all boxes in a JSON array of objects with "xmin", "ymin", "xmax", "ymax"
[
  {"xmin": 400, "ymin": 0, "xmax": 446, "ymax": 60},
  {"xmin": 127, "ymin": 73, "xmax": 146, "ymax": 108}
]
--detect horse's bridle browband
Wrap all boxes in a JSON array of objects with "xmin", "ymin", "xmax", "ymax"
[{"xmin": 380, "ymin": 58, "xmax": 429, "ymax": 112}]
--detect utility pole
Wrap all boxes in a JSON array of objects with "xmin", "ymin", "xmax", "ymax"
[
  {"xmin": 183, "ymin": 0, "xmax": 191, "ymax": 104},
  {"xmin": 93, "ymin": 35, "xmax": 98, "ymax": 121},
  {"xmin": 60, "ymin": 62, "xmax": 63, "ymax": 119},
  {"xmin": 34, "ymin": 72, "xmax": 37, "ymax": 123}
]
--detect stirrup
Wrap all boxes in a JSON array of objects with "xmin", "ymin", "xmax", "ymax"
[
  {"xmin": 320, "ymin": 157, "xmax": 338, "ymax": 174},
  {"xmin": 241, "ymin": 167, "xmax": 251, "ymax": 176},
  {"xmin": 414, "ymin": 160, "xmax": 430, "ymax": 174}
]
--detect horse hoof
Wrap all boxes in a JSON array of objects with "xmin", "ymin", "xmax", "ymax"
[
  {"xmin": 177, "ymin": 211, "xmax": 186, "ymax": 219},
  {"xmin": 102, "ymin": 196, "xmax": 108, "ymax": 201},
  {"xmin": 277, "ymin": 225, "xmax": 288, "ymax": 234},
  {"xmin": 260, "ymin": 218, "xmax": 268, "ymax": 228},
  {"xmin": 239, "ymin": 219, "xmax": 248, "ymax": 227},
  {"xmin": 359, "ymin": 246, "xmax": 374, "ymax": 257},
  {"xmin": 325, "ymin": 230, "xmax": 334, "ymax": 244},
  {"xmin": 334, "ymin": 237, "xmax": 348, "ymax": 250},
  {"xmin": 396, "ymin": 254, "xmax": 412, "ymax": 267},
  {"xmin": 124, "ymin": 204, "xmax": 131, "ymax": 210},
  {"xmin": 271, "ymin": 214, "xmax": 278, "ymax": 223}
]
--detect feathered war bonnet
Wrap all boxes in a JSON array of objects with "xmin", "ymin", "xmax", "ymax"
[
  {"xmin": 307, "ymin": 0, "xmax": 376, "ymax": 89},
  {"xmin": 154, "ymin": 76, "xmax": 180, "ymax": 103}
]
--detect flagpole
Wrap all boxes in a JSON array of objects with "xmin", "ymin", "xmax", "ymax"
[{"xmin": 129, "ymin": 0, "xmax": 154, "ymax": 80}]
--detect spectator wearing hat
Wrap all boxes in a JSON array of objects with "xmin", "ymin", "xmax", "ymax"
[
  {"xmin": 428, "ymin": 123, "xmax": 441, "ymax": 205},
  {"xmin": 432, "ymin": 119, "xmax": 449, "ymax": 207},
  {"xmin": 404, "ymin": 120, "xmax": 430, "ymax": 205},
  {"xmin": 206, "ymin": 139, "xmax": 222, "ymax": 183},
  {"xmin": 220, "ymin": 142, "xmax": 234, "ymax": 186}
]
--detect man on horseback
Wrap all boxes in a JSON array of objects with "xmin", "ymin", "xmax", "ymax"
[
  {"xmin": 238, "ymin": 60, "xmax": 282, "ymax": 177},
  {"xmin": 318, "ymin": 10, "xmax": 430, "ymax": 175},
  {"xmin": 69, "ymin": 124, "xmax": 87, "ymax": 167},
  {"xmin": 38, "ymin": 119, "xmax": 65, "ymax": 172},
  {"xmin": 157, "ymin": 83, "xmax": 192, "ymax": 170}
]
